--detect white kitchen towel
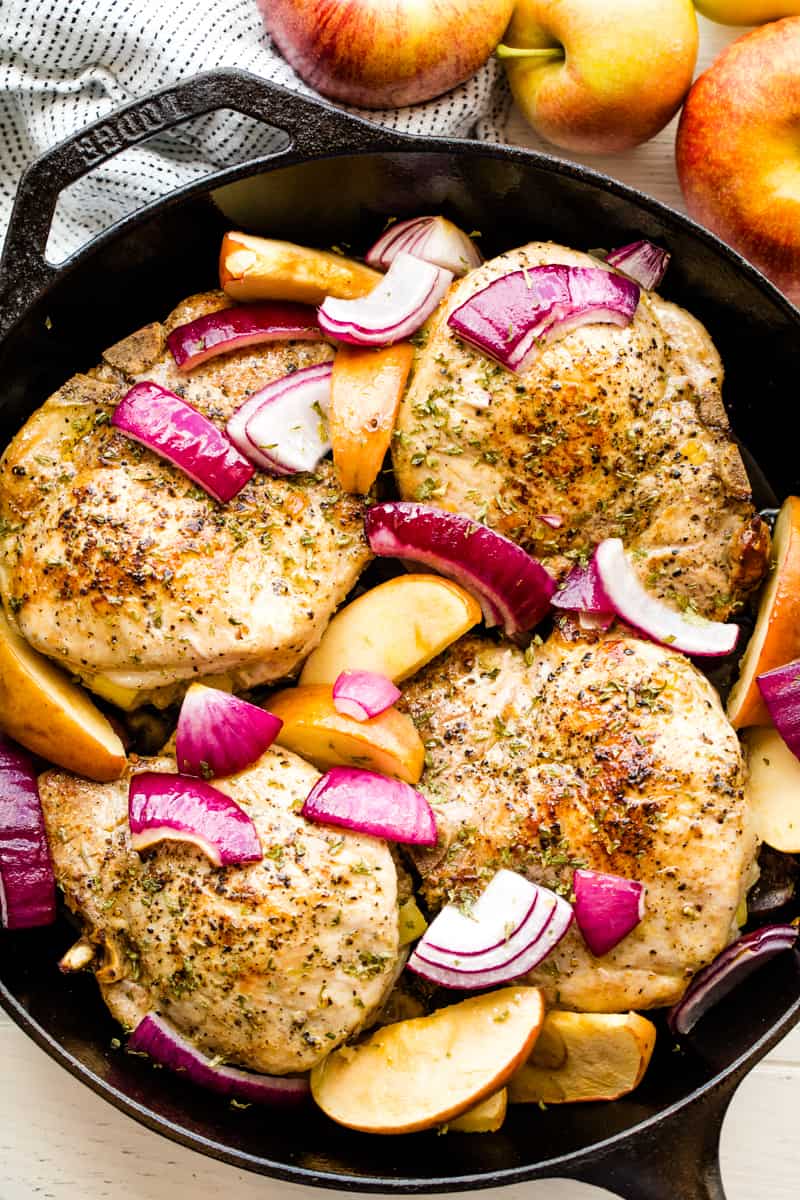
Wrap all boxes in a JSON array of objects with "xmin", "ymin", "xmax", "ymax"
[{"xmin": 0, "ymin": 0, "xmax": 513, "ymax": 262}]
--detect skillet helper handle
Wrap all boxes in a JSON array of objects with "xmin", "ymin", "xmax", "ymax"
[
  {"xmin": 565, "ymin": 1074, "xmax": 739, "ymax": 1200},
  {"xmin": 0, "ymin": 68, "xmax": 402, "ymax": 337}
]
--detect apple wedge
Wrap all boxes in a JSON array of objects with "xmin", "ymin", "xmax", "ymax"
[
  {"xmin": 728, "ymin": 495, "xmax": 800, "ymax": 728},
  {"xmin": 267, "ymin": 685, "xmax": 425, "ymax": 783},
  {"xmin": 310, "ymin": 986, "xmax": 544, "ymax": 1133},
  {"xmin": 220, "ymin": 232, "xmax": 381, "ymax": 306},
  {"xmin": 743, "ymin": 726, "xmax": 800, "ymax": 852},
  {"xmin": 330, "ymin": 343, "xmax": 414, "ymax": 495},
  {"xmin": 448, "ymin": 1089, "xmax": 508, "ymax": 1134},
  {"xmin": 0, "ymin": 609, "xmax": 126, "ymax": 782},
  {"xmin": 508, "ymin": 1010, "xmax": 656, "ymax": 1105},
  {"xmin": 299, "ymin": 574, "xmax": 482, "ymax": 686}
]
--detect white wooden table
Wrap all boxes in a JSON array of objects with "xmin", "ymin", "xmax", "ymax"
[{"xmin": 2, "ymin": 14, "xmax": 799, "ymax": 1200}]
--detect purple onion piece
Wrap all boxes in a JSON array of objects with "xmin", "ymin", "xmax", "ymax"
[
  {"xmin": 167, "ymin": 301, "xmax": 319, "ymax": 371},
  {"xmin": 128, "ymin": 772, "xmax": 262, "ymax": 866},
  {"xmin": 365, "ymin": 501, "xmax": 555, "ymax": 637},
  {"xmin": 301, "ymin": 766, "xmax": 436, "ymax": 846},
  {"xmin": 112, "ymin": 381, "xmax": 253, "ymax": 503},
  {"xmin": 128, "ymin": 1013, "xmax": 309, "ymax": 1105},
  {"xmin": 606, "ymin": 240, "xmax": 671, "ymax": 290},
  {"xmin": 668, "ymin": 924, "xmax": 799, "ymax": 1035},
  {"xmin": 176, "ymin": 684, "xmax": 282, "ymax": 778},
  {"xmin": 0, "ymin": 735, "xmax": 56, "ymax": 929}
]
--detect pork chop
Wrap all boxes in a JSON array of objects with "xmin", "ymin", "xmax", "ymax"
[
  {"xmin": 393, "ymin": 242, "xmax": 769, "ymax": 620},
  {"xmin": 0, "ymin": 292, "xmax": 369, "ymax": 708},
  {"xmin": 402, "ymin": 627, "xmax": 758, "ymax": 1011},
  {"xmin": 39, "ymin": 746, "xmax": 400, "ymax": 1074}
]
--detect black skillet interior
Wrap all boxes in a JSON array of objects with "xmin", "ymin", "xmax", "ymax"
[{"xmin": 0, "ymin": 71, "xmax": 799, "ymax": 1199}]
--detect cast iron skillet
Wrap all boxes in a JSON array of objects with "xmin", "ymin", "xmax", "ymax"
[{"xmin": 0, "ymin": 69, "xmax": 798, "ymax": 1200}]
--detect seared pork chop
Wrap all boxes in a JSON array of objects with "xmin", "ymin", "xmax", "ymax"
[
  {"xmin": 403, "ymin": 628, "xmax": 758, "ymax": 1011},
  {"xmin": 394, "ymin": 243, "xmax": 768, "ymax": 620},
  {"xmin": 39, "ymin": 746, "xmax": 400, "ymax": 1074},
  {"xmin": 0, "ymin": 292, "xmax": 369, "ymax": 708}
]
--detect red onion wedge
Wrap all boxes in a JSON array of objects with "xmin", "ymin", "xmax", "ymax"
[
  {"xmin": 332, "ymin": 671, "xmax": 401, "ymax": 722},
  {"xmin": 227, "ymin": 360, "xmax": 332, "ymax": 475},
  {"xmin": 128, "ymin": 1013, "xmax": 309, "ymax": 1105},
  {"xmin": 365, "ymin": 502, "xmax": 556, "ymax": 637},
  {"xmin": 593, "ymin": 538, "xmax": 739, "ymax": 657},
  {"xmin": 301, "ymin": 766, "xmax": 436, "ymax": 846},
  {"xmin": 757, "ymin": 659, "xmax": 800, "ymax": 762},
  {"xmin": 366, "ymin": 216, "xmax": 482, "ymax": 277},
  {"xmin": 167, "ymin": 301, "xmax": 319, "ymax": 372},
  {"xmin": 572, "ymin": 869, "xmax": 645, "ymax": 957},
  {"xmin": 129, "ymin": 772, "xmax": 262, "ymax": 866},
  {"xmin": 606, "ymin": 240, "xmax": 670, "ymax": 291},
  {"xmin": 552, "ymin": 558, "xmax": 612, "ymax": 614},
  {"xmin": 408, "ymin": 869, "xmax": 573, "ymax": 991},
  {"xmin": 0, "ymin": 735, "xmax": 56, "ymax": 929},
  {"xmin": 112, "ymin": 381, "xmax": 253, "ymax": 503},
  {"xmin": 176, "ymin": 684, "xmax": 282, "ymax": 778},
  {"xmin": 668, "ymin": 924, "xmax": 798, "ymax": 1036},
  {"xmin": 318, "ymin": 252, "xmax": 453, "ymax": 347},
  {"xmin": 448, "ymin": 265, "xmax": 639, "ymax": 375}
]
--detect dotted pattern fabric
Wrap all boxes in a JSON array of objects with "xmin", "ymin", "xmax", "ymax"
[{"xmin": 0, "ymin": 0, "xmax": 512, "ymax": 261}]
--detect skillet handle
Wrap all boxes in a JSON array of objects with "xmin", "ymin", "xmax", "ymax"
[
  {"xmin": 0, "ymin": 68, "xmax": 402, "ymax": 338},
  {"xmin": 564, "ymin": 1074, "xmax": 740, "ymax": 1200}
]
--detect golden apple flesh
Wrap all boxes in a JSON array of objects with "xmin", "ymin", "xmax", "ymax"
[
  {"xmin": 676, "ymin": 18, "xmax": 800, "ymax": 304},
  {"xmin": 261, "ymin": 0, "xmax": 515, "ymax": 109},
  {"xmin": 501, "ymin": 0, "xmax": 698, "ymax": 153},
  {"xmin": 695, "ymin": 0, "xmax": 800, "ymax": 24}
]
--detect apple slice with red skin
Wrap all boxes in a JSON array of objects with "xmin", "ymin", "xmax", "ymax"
[
  {"xmin": 0, "ymin": 607, "xmax": 126, "ymax": 782},
  {"xmin": 299, "ymin": 574, "xmax": 482, "ymax": 686},
  {"xmin": 267, "ymin": 686, "xmax": 424, "ymax": 784},
  {"xmin": 219, "ymin": 232, "xmax": 380, "ymax": 306},
  {"xmin": 310, "ymin": 987, "xmax": 545, "ymax": 1133},
  {"xmin": 330, "ymin": 342, "xmax": 414, "ymax": 495},
  {"xmin": 728, "ymin": 495, "xmax": 800, "ymax": 729}
]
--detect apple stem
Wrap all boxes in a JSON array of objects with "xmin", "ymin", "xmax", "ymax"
[{"xmin": 495, "ymin": 44, "xmax": 564, "ymax": 63}]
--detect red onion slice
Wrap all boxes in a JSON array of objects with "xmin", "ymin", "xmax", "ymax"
[
  {"xmin": 331, "ymin": 671, "xmax": 401, "ymax": 722},
  {"xmin": 175, "ymin": 684, "xmax": 283, "ymax": 778},
  {"xmin": 227, "ymin": 361, "xmax": 332, "ymax": 475},
  {"xmin": 538, "ymin": 513, "xmax": 563, "ymax": 530},
  {"xmin": 0, "ymin": 735, "xmax": 56, "ymax": 929},
  {"xmin": 552, "ymin": 557, "xmax": 611, "ymax": 614},
  {"xmin": 167, "ymin": 302, "xmax": 320, "ymax": 371},
  {"xmin": 129, "ymin": 772, "xmax": 262, "ymax": 866},
  {"xmin": 128, "ymin": 1013, "xmax": 309, "ymax": 1105},
  {"xmin": 301, "ymin": 766, "xmax": 437, "ymax": 846},
  {"xmin": 365, "ymin": 501, "xmax": 555, "ymax": 637},
  {"xmin": 419, "ymin": 869, "xmax": 540, "ymax": 961},
  {"xmin": 572, "ymin": 869, "xmax": 646, "ymax": 957},
  {"xmin": 408, "ymin": 872, "xmax": 573, "ymax": 991},
  {"xmin": 606, "ymin": 240, "xmax": 671, "ymax": 290},
  {"xmin": 757, "ymin": 659, "xmax": 800, "ymax": 761},
  {"xmin": 365, "ymin": 217, "xmax": 430, "ymax": 269},
  {"xmin": 668, "ymin": 924, "xmax": 798, "ymax": 1036},
  {"xmin": 593, "ymin": 538, "xmax": 739, "ymax": 657},
  {"xmin": 366, "ymin": 216, "xmax": 482, "ymax": 277},
  {"xmin": 112, "ymin": 381, "xmax": 254, "ymax": 503},
  {"xmin": 318, "ymin": 252, "xmax": 453, "ymax": 346},
  {"xmin": 448, "ymin": 265, "xmax": 639, "ymax": 375}
]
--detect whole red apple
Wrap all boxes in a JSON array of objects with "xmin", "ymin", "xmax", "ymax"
[
  {"xmin": 499, "ymin": 0, "xmax": 698, "ymax": 153},
  {"xmin": 261, "ymin": 0, "xmax": 515, "ymax": 109},
  {"xmin": 676, "ymin": 18, "xmax": 800, "ymax": 304}
]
